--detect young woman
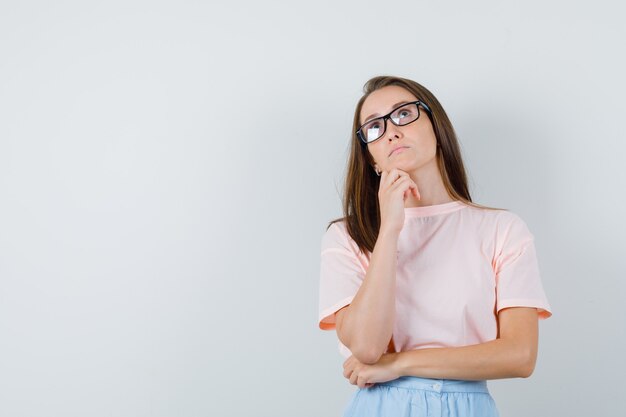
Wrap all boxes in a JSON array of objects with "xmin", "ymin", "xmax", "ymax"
[{"xmin": 317, "ymin": 75, "xmax": 553, "ymax": 417}]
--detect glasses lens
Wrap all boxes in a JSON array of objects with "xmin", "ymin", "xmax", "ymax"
[
  {"xmin": 360, "ymin": 118, "xmax": 384, "ymax": 143},
  {"xmin": 390, "ymin": 103, "xmax": 419, "ymax": 125}
]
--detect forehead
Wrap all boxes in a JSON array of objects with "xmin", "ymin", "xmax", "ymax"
[{"xmin": 360, "ymin": 85, "xmax": 418, "ymax": 123}]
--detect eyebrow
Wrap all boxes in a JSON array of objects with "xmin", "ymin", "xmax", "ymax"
[{"xmin": 363, "ymin": 101, "xmax": 412, "ymax": 123}]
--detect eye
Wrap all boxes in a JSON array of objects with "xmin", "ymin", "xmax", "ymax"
[
  {"xmin": 363, "ymin": 119, "xmax": 381, "ymax": 130},
  {"xmin": 366, "ymin": 127, "xmax": 380, "ymax": 139},
  {"xmin": 398, "ymin": 105, "xmax": 417, "ymax": 118}
]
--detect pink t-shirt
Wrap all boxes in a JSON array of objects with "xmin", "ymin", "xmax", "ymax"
[{"xmin": 318, "ymin": 200, "xmax": 552, "ymax": 358}]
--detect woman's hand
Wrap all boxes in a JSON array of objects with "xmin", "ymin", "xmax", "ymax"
[
  {"xmin": 378, "ymin": 169, "xmax": 420, "ymax": 235},
  {"xmin": 342, "ymin": 353, "xmax": 403, "ymax": 388}
]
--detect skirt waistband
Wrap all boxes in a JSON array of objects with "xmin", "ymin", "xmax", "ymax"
[{"xmin": 376, "ymin": 376, "xmax": 489, "ymax": 394}]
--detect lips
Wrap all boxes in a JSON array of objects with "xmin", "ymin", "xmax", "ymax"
[{"xmin": 389, "ymin": 146, "xmax": 409, "ymax": 156}]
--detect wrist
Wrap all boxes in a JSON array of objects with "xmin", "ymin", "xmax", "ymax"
[
  {"xmin": 391, "ymin": 352, "xmax": 407, "ymax": 377},
  {"xmin": 378, "ymin": 226, "xmax": 400, "ymax": 240}
]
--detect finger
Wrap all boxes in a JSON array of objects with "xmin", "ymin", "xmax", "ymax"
[
  {"xmin": 390, "ymin": 168, "xmax": 411, "ymax": 181},
  {"xmin": 410, "ymin": 183, "xmax": 421, "ymax": 199},
  {"xmin": 404, "ymin": 184, "xmax": 415, "ymax": 200},
  {"xmin": 390, "ymin": 170, "xmax": 411, "ymax": 183},
  {"xmin": 382, "ymin": 169, "xmax": 406, "ymax": 188},
  {"xmin": 381, "ymin": 169, "xmax": 394, "ymax": 188},
  {"xmin": 397, "ymin": 180, "xmax": 420, "ymax": 201},
  {"xmin": 350, "ymin": 373, "xmax": 358, "ymax": 385},
  {"xmin": 389, "ymin": 169, "xmax": 409, "ymax": 182},
  {"xmin": 391, "ymin": 177, "xmax": 417, "ymax": 195},
  {"xmin": 380, "ymin": 172, "xmax": 411, "ymax": 199},
  {"xmin": 389, "ymin": 176, "xmax": 412, "ymax": 192},
  {"xmin": 392, "ymin": 184, "xmax": 412, "ymax": 202},
  {"xmin": 379, "ymin": 170, "xmax": 391, "ymax": 191}
]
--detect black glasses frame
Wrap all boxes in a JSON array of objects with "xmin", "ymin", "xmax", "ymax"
[{"xmin": 356, "ymin": 100, "xmax": 432, "ymax": 145}]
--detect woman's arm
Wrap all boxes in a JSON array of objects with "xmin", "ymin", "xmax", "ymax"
[
  {"xmin": 336, "ymin": 228, "xmax": 400, "ymax": 365},
  {"xmin": 392, "ymin": 307, "xmax": 539, "ymax": 380}
]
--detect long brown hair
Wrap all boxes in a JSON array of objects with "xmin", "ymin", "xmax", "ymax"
[{"xmin": 327, "ymin": 75, "xmax": 505, "ymax": 255}]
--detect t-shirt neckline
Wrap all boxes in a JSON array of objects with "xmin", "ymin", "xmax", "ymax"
[{"xmin": 404, "ymin": 200, "xmax": 467, "ymax": 218}]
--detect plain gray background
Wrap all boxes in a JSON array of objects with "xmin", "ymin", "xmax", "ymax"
[{"xmin": 0, "ymin": 1, "xmax": 624, "ymax": 416}]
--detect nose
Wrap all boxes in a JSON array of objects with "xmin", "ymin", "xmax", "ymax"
[{"xmin": 385, "ymin": 118, "xmax": 403, "ymax": 141}]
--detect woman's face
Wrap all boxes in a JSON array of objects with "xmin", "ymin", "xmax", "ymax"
[{"xmin": 360, "ymin": 85, "xmax": 438, "ymax": 175}]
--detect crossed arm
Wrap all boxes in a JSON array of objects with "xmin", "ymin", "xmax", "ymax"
[{"xmin": 339, "ymin": 306, "xmax": 539, "ymax": 386}]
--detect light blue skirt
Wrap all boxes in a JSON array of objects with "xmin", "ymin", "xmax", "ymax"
[{"xmin": 342, "ymin": 376, "xmax": 500, "ymax": 417}]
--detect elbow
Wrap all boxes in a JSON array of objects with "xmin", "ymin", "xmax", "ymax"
[
  {"xmin": 517, "ymin": 349, "xmax": 537, "ymax": 378},
  {"xmin": 353, "ymin": 351, "xmax": 383, "ymax": 365},
  {"xmin": 350, "ymin": 345, "xmax": 385, "ymax": 365},
  {"xmin": 342, "ymin": 332, "xmax": 387, "ymax": 364},
  {"xmin": 518, "ymin": 360, "xmax": 536, "ymax": 378}
]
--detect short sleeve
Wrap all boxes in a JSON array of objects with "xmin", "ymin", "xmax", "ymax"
[
  {"xmin": 318, "ymin": 222, "xmax": 367, "ymax": 331},
  {"xmin": 494, "ymin": 213, "xmax": 553, "ymax": 320}
]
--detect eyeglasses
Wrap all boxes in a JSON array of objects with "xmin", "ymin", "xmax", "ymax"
[{"xmin": 356, "ymin": 100, "xmax": 431, "ymax": 145}]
